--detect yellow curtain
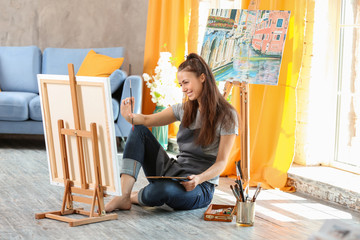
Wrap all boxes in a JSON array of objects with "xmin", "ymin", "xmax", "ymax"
[{"xmin": 221, "ymin": 0, "xmax": 306, "ymax": 191}]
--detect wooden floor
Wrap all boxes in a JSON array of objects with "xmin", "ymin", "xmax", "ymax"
[{"xmin": 1, "ymin": 135, "xmax": 360, "ymax": 240}]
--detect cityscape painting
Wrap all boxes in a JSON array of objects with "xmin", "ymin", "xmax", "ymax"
[{"xmin": 200, "ymin": 9, "xmax": 291, "ymax": 85}]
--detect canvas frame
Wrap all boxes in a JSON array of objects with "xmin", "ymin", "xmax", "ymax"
[{"xmin": 37, "ymin": 74, "xmax": 120, "ymax": 196}]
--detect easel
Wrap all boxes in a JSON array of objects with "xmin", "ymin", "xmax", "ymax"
[
  {"xmin": 35, "ymin": 64, "xmax": 118, "ymax": 227},
  {"xmin": 224, "ymin": 81, "xmax": 250, "ymax": 191},
  {"xmin": 222, "ymin": 0, "xmax": 260, "ymax": 192}
]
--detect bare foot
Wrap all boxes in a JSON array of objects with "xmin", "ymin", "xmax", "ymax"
[{"xmin": 105, "ymin": 195, "xmax": 132, "ymax": 212}]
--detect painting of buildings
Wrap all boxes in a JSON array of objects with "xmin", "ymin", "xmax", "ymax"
[{"xmin": 200, "ymin": 9, "xmax": 291, "ymax": 85}]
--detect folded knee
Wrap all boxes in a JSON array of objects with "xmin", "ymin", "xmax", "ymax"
[
  {"xmin": 141, "ymin": 181, "xmax": 183, "ymax": 206},
  {"xmin": 153, "ymin": 181, "xmax": 181, "ymax": 196}
]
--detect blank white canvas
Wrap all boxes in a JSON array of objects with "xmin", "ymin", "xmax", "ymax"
[{"xmin": 37, "ymin": 74, "xmax": 120, "ymax": 196}]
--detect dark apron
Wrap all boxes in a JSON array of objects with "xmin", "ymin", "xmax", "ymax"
[{"xmin": 156, "ymin": 124, "xmax": 216, "ymax": 178}]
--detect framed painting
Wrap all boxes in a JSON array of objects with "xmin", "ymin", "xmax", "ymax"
[
  {"xmin": 37, "ymin": 74, "xmax": 120, "ymax": 195},
  {"xmin": 201, "ymin": 9, "xmax": 291, "ymax": 85}
]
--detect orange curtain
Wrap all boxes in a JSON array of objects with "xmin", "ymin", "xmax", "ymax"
[
  {"xmin": 221, "ymin": 0, "xmax": 306, "ymax": 191},
  {"xmin": 142, "ymin": 0, "xmax": 191, "ymax": 113},
  {"xmin": 142, "ymin": 0, "xmax": 197, "ymax": 137}
]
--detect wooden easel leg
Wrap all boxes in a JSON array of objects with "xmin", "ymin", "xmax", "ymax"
[
  {"xmin": 90, "ymin": 122, "xmax": 106, "ymax": 216},
  {"xmin": 69, "ymin": 213, "xmax": 118, "ymax": 227},
  {"xmin": 61, "ymin": 180, "xmax": 73, "ymax": 214},
  {"xmin": 239, "ymin": 82, "xmax": 250, "ymax": 193},
  {"xmin": 97, "ymin": 186, "xmax": 106, "ymax": 216},
  {"xmin": 58, "ymin": 120, "xmax": 73, "ymax": 211},
  {"xmin": 58, "ymin": 120, "xmax": 69, "ymax": 180},
  {"xmin": 35, "ymin": 209, "xmax": 80, "ymax": 219},
  {"xmin": 90, "ymin": 187, "xmax": 98, "ymax": 217}
]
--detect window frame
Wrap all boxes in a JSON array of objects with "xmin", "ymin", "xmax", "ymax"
[{"xmin": 332, "ymin": 0, "xmax": 360, "ymax": 174}]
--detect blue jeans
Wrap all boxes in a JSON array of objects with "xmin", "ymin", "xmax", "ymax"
[{"xmin": 120, "ymin": 125, "xmax": 215, "ymax": 210}]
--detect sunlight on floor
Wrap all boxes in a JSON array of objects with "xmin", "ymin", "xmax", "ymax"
[
  {"xmin": 272, "ymin": 203, "xmax": 353, "ymax": 220},
  {"xmin": 256, "ymin": 189, "xmax": 307, "ymax": 201},
  {"xmin": 256, "ymin": 205, "xmax": 297, "ymax": 222}
]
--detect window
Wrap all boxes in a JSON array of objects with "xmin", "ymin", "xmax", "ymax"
[
  {"xmin": 276, "ymin": 18, "xmax": 283, "ymax": 28},
  {"xmin": 334, "ymin": 0, "xmax": 360, "ymax": 173},
  {"xmin": 273, "ymin": 34, "xmax": 280, "ymax": 40}
]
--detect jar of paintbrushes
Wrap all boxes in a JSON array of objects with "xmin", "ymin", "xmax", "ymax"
[{"xmin": 230, "ymin": 161, "xmax": 262, "ymax": 226}]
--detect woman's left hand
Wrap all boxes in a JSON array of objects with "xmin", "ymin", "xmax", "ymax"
[{"xmin": 181, "ymin": 175, "xmax": 201, "ymax": 191}]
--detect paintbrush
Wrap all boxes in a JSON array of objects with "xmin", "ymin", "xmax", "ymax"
[
  {"xmin": 235, "ymin": 183, "xmax": 245, "ymax": 202},
  {"xmin": 252, "ymin": 183, "xmax": 262, "ymax": 202},
  {"xmin": 129, "ymin": 79, "xmax": 134, "ymax": 131},
  {"xmin": 233, "ymin": 184, "xmax": 242, "ymax": 202},
  {"xmin": 230, "ymin": 185, "xmax": 241, "ymax": 202},
  {"xmin": 236, "ymin": 161, "xmax": 243, "ymax": 180},
  {"xmin": 236, "ymin": 161, "xmax": 250, "ymax": 201},
  {"xmin": 235, "ymin": 161, "xmax": 241, "ymax": 186},
  {"xmin": 238, "ymin": 181, "xmax": 246, "ymax": 202}
]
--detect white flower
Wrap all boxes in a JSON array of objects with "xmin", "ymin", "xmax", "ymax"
[
  {"xmin": 142, "ymin": 52, "xmax": 182, "ymax": 107},
  {"xmin": 143, "ymin": 73, "xmax": 151, "ymax": 82}
]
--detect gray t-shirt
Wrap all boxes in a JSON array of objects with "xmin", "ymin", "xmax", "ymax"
[{"xmin": 171, "ymin": 103, "xmax": 238, "ymax": 185}]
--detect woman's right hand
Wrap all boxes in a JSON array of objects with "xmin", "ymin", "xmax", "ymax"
[
  {"xmin": 120, "ymin": 99, "xmax": 177, "ymax": 128},
  {"xmin": 121, "ymin": 97, "xmax": 135, "ymax": 124}
]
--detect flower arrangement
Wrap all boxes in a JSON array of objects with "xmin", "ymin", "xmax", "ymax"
[{"xmin": 143, "ymin": 52, "xmax": 182, "ymax": 107}]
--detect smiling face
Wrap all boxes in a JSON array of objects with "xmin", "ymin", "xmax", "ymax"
[{"xmin": 177, "ymin": 70, "xmax": 205, "ymax": 102}]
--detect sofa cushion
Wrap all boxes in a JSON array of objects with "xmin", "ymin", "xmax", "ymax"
[
  {"xmin": 77, "ymin": 49, "xmax": 124, "ymax": 77},
  {"xmin": 109, "ymin": 69, "xmax": 127, "ymax": 94},
  {"xmin": 0, "ymin": 120, "xmax": 43, "ymax": 135},
  {"xmin": 29, "ymin": 95, "xmax": 42, "ymax": 121},
  {"xmin": 112, "ymin": 99, "xmax": 119, "ymax": 121},
  {"xmin": 42, "ymin": 47, "xmax": 124, "ymax": 75},
  {"xmin": 0, "ymin": 46, "xmax": 42, "ymax": 93},
  {"xmin": 0, "ymin": 92, "xmax": 37, "ymax": 121}
]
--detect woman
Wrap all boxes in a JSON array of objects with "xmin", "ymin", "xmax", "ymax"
[{"xmin": 105, "ymin": 53, "xmax": 238, "ymax": 212}]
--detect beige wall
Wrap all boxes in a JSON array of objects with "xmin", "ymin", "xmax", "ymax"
[{"xmin": 0, "ymin": 0, "xmax": 148, "ymax": 75}]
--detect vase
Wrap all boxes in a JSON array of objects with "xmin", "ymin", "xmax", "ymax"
[{"xmin": 152, "ymin": 105, "xmax": 168, "ymax": 150}]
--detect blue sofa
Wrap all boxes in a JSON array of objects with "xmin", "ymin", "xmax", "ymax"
[{"xmin": 0, "ymin": 46, "xmax": 142, "ymax": 138}]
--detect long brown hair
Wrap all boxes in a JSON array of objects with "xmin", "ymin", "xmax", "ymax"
[{"xmin": 178, "ymin": 53, "xmax": 238, "ymax": 146}]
